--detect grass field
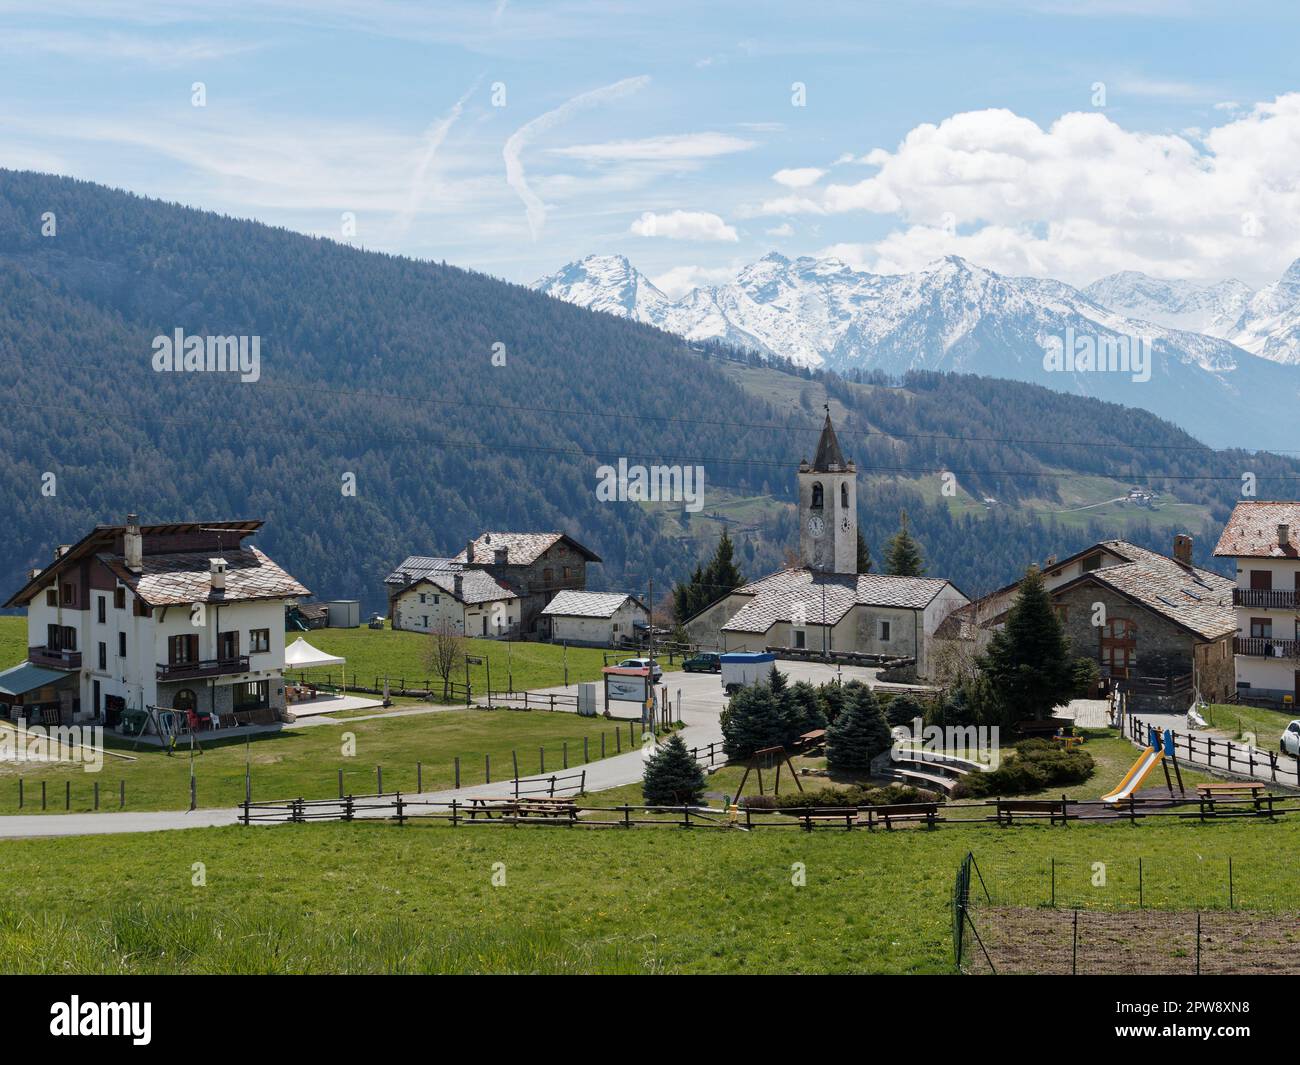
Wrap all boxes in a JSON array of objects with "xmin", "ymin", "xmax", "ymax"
[
  {"xmin": 1202, "ymin": 702, "xmax": 1296, "ymax": 750},
  {"xmin": 0, "ymin": 708, "xmax": 645, "ymax": 813},
  {"xmin": 2, "ymin": 815, "xmax": 1298, "ymax": 974}
]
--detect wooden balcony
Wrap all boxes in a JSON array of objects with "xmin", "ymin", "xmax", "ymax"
[
  {"xmin": 1234, "ymin": 588, "xmax": 1300, "ymax": 609},
  {"xmin": 1235, "ymin": 637, "xmax": 1300, "ymax": 658},
  {"xmin": 28, "ymin": 645, "xmax": 82, "ymax": 670},
  {"xmin": 156, "ymin": 656, "xmax": 250, "ymax": 681}
]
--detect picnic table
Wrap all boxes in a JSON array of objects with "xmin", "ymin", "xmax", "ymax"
[{"xmin": 1195, "ymin": 781, "xmax": 1273, "ymax": 817}]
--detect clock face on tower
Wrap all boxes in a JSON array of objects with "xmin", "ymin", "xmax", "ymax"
[
  {"xmin": 807, "ymin": 515, "xmax": 825, "ymax": 539},
  {"xmin": 841, "ymin": 515, "xmax": 851, "ymax": 532}
]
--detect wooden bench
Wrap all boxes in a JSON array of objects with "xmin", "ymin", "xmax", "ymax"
[
  {"xmin": 515, "ymin": 797, "xmax": 578, "ymax": 820},
  {"xmin": 793, "ymin": 807, "xmax": 858, "ymax": 831},
  {"xmin": 858, "ymin": 802, "xmax": 940, "ymax": 830},
  {"xmin": 993, "ymin": 799, "xmax": 1070, "ymax": 826},
  {"xmin": 463, "ymin": 797, "xmax": 520, "ymax": 820},
  {"xmin": 1196, "ymin": 781, "xmax": 1272, "ymax": 817}
]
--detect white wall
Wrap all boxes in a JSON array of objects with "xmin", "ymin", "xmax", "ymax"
[
  {"xmin": 550, "ymin": 600, "xmax": 647, "ymax": 646},
  {"xmin": 392, "ymin": 583, "xmax": 520, "ymax": 636}
]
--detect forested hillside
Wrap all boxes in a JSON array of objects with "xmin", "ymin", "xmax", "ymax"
[{"xmin": 0, "ymin": 169, "xmax": 1297, "ymax": 613}]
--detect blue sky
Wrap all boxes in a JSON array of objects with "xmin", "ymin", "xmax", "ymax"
[{"xmin": 3, "ymin": 0, "xmax": 1299, "ymax": 294}]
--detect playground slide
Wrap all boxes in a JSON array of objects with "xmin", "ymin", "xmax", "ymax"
[{"xmin": 1101, "ymin": 746, "xmax": 1164, "ymax": 804}]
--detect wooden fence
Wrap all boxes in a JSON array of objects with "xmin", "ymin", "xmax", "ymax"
[
  {"xmin": 238, "ymin": 788, "xmax": 1295, "ymax": 831},
  {"xmin": 1125, "ymin": 712, "xmax": 1300, "ymax": 788}
]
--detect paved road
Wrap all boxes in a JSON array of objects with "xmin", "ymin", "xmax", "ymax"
[
  {"xmin": 0, "ymin": 661, "xmax": 878, "ymax": 840},
  {"xmin": 1121, "ymin": 711, "xmax": 1300, "ymax": 789}
]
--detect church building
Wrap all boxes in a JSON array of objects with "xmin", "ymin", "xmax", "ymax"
[{"xmin": 683, "ymin": 413, "xmax": 968, "ymax": 680}]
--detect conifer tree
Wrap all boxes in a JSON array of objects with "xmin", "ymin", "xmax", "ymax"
[
  {"xmin": 885, "ymin": 509, "xmax": 925, "ymax": 576},
  {"xmin": 978, "ymin": 567, "xmax": 1074, "ymax": 722},
  {"xmin": 857, "ymin": 529, "xmax": 873, "ymax": 574},
  {"xmin": 825, "ymin": 684, "xmax": 892, "ymax": 774},
  {"xmin": 642, "ymin": 734, "xmax": 707, "ymax": 806}
]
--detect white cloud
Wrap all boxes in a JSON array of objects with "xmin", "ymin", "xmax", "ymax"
[
  {"xmin": 503, "ymin": 75, "xmax": 650, "ymax": 241},
  {"xmin": 760, "ymin": 96, "xmax": 1300, "ymax": 286},
  {"xmin": 548, "ymin": 132, "xmax": 755, "ymax": 163},
  {"xmin": 395, "ymin": 78, "xmax": 480, "ymax": 234},
  {"xmin": 629, "ymin": 210, "xmax": 738, "ymax": 241},
  {"xmin": 0, "ymin": 29, "xmax": 262, "ymax": 67},
  {"xmin": 650, "ymin": 263, "xmax": 739, "ymax": 299},
  {"xmin": 766, "ymin": 222, "xmax": 794, "ymax": 237},
  {"xmin": 772, "ymin": 167, "xmax": 825, "ymax": 188}
]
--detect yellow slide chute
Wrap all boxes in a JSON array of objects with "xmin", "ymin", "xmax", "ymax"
[{"xmin": 1101, "ymin": 745, "xmax": 1164, "ymax": 804}]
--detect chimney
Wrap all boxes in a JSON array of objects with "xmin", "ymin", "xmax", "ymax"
[
  {"xmin": 466, "ymin": 539, "xmax": 474, "ymax": 565},
  {"xmin": 1173, "ymin": 533, "xmax": 1193, "ymax": 566},
  {"xmin": 1044, "ymin": 554, "xmax": 1057, "ymax": 568},
  {"xmin": 453, "ymin": 573, "xmax": 464, "ymax": 600},
  {"xmin": 1280, "ymin": 524, "xmax": 1291, "ymax": 550},
  {"xmin": 494, "ymin": 547, "xmax": 508, "ymax": 565},
  {"xmin": 209, "ymin": 557, "xmax": 227, "ymax": 592},
  {"xmin": 124, "ymin": 513, "xmax": 142, "ymax": 573},
  {"xmin": 53, "ymin": 544, "xmax": 71, "ymax": 562}
]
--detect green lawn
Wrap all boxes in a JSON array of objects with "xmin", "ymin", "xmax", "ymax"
[
  {"xmin": 284, "ymin": 623, "xmax": 678, "ymax": 697},
  {"xmin": 1202, "ymin": 702, "xmax": 1296, "ymax": 750},
  {"xmin": 0, "ymin": 708, "xmax": 645, "ymax": 813},
  {"xmin": 2, "ymin": 815, "xmax": 1298, "ymax": 974}
]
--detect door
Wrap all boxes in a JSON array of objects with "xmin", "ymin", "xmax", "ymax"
[{"xmin": 1100, "ymin": 618, "xmax": 1137, "ymax": 677}]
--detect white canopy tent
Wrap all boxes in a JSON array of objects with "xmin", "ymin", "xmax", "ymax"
[{"xmin": 284, "ymin": 637, "xmax": 346, "ymax": 670}]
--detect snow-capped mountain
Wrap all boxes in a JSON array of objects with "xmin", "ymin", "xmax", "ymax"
[
  {"xmin": 1082, "ymin": 272, "xmax": 1253, "ymax": 337},
  {"xmin": 534, "ymin": 252, "xmax": 1300, "ymax": 452},
  {"xmin": 1223, "ymin": 259, "xmax": 1300, "ymax": 365}
]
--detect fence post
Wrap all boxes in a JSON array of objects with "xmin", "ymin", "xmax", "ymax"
[
  {"xmin": 395, "ymin": 791, "xmax": 406, "ymax": 826},
  {"xmin": 338, "ymin": 768, "xmax": 344, "ymax": 799},
  {"xmin": 563, "ymin": 741, "xmax": 568, "ymax": 770},
  {"xmin": 584, "ymin": 737, "xmax": 589, "ymax": 763},
  {"xmin": 548, "ymin": 775, "xmax": 556, "ymax": 798},
  {"xmin": 417, "ymin": 762, "xmax": 423, "ymax": 792},
  {"xmin": 601, "ymin": 734, "xmax": 606, "ymax": 759},
  {"xmin": 540, "ymin": 746, "xmax": 545, "ymax": 774},
  {"xmin": 66, "ymin": 780, "xmax": 71, "ymax": 811},
  {"xmin": 455, "ymin": 757, "xmax": 460, "ymax": 789},
  {"xmin": 486, "ymin": 753, "xmax": 491, "ymax": 785},
  {"xmin": 451, "ymin": 798, "xmax": 459, "ymax": 827},
  {"xmin": 344, "ymin": 794, "xmax": 354, "ymax": 822},
  {"xmin": 94, "ymin": 781, "xmax": 99, "ymax": 811},
  {"xmin": 120, "ymin": 780, "xmax": 125, "ymax": 809},
  {"xmin": 376, "ymin": 765, "xmax": 383, "ymax": 795},
  {"xmin": 18, "ymin": 778, "xmax": 22, "ymax": 809},
  {"xmin": 581, "ymin": 769, "xmax": 586, "ymax": 793},
  {"xmin": 512, "ymin": 750, "xmax": 518, "ymax": 780},
  {"xmin": 616, "ymin": 730, "xmax": 622, "ymax": 754},
  {"xmin": 1071, "ymin": 908, "xmax": 1078, "ymax": 975}
]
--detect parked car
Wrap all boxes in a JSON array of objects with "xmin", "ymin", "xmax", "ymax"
[
  {"xmin": 1282, "ymin": 720, "xmax": 1300, "ymax": 756},
  {"xmin": 683, "ymin": 651, "xmax": 721, "ymax": 674},
  {"xmin": 367, "ymin": 613, "xmax": 385, "ymax": 630},
  {"xmin": 616, "ymin": 657, "xmax": 663, "ymax": 682}
]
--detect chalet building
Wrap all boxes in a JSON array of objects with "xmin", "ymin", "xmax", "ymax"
[
  {"xmin": 1, "ymin": 516, "xmax": 308, "ymax": 727},
  {"xmin": 540, "ymin": 590, "xmax": 648, "ymax": 647},
  {"xmin": 683, "ymin": 413, "xmax": 969, "ymax": 679},
  {"xmin": 1214, "ymin": 501, "xmax": 1300, "ymax": 706},
  {"xmin": 385, "ymin": 532, "xmax": 600, "ymax": 637},
  {"xmin": 940, "ymin": 536, "xmax": 1235, "ymax": 709},
  {"xmin": 386, "ymin": 558, "xmax": 521, "ymax": 638}
]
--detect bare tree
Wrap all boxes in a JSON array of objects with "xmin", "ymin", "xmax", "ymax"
[{"xmin": 424, "ymin": 619, "xmax": 466, "ymax": 700}]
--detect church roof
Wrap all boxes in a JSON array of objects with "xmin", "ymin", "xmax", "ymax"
[
  {"xmin": 810, "ymin": 412, "xmax": 848, "ymax": 471},
  {"xmin": 720, "ymin": 567, "xmax": 955, "ymax": 633}
]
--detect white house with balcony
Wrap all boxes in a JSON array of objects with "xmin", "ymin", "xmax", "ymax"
[
  {"xmin": 0, "ymin": 515, "xmax": 308, "ymax": 730},
  {"xmin": 1214, "ymin": 501, "xmax": 1300, "ymax": 707}
]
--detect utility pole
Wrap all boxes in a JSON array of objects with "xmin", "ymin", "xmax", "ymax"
[{"xmin": 647, "ymin": 578, "xmax": 655, "ymax": 733}]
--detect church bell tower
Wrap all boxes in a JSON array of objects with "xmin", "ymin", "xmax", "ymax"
[{"xmin": 798, "ymin": 409, "xmax": 857, "ymax": 573}]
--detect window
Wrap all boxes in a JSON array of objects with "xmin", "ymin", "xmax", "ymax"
[
  {"xmin": 47, "ymin": 624, "xmax": 77, "ymax": 651},
  {"xmin": 878, "ymin": 620, "xmax": 891, "ymax": 642},
  {"xmin": 432, "ymin": 595, "xmax": 440, "ymax": 604},
  {"xmin": 98, "ymin": 642, "xmax": 107, "ymax": 670},
  {"xmin": 97, "ymin": 596, "xmax": 107, "ymax": 624},
  {"xmin": 1250, "ymin": 569, "xmax": 1274, "ymax": 591},
  {"xmin": 118, "ymin": 632, "xmax": 126, "ymax": 658},
  {"xmin": 794, "ymin": 629, "xmax": 806, "ymax": 649},
  {"xmin": 811, "ymin": 482, "xmax": 824, "ymax": 509},
  {"xmin": 543, "ymin": 568, "xmax": 553, "ymax": 582},
  {"xmin": 168, "ymin": 634, "xmax": 199, "ymax": 664},
  {"xmin": 562, "ymin": 566, "xmax": 571, "ymax": 579},
  {"xmin": 840, "ymin": 483, "xmax": 848, "ymax": 508},
  {"xmin": 421, "ymin": 615, "xmax": 429, "ymax": 628},
  {"xmin": 217, "ymin": 631, "xmax": 240, "ymax": 660},
  {"xmin": 418, "ymin": 593, "xmax": 426, "ymax": 604},
  {"xmin": 1081, "ymin": 553, "xmax": 1102, "ymax": 572},
  {"xmin": 249, "ymin": 628, "xmax": 270, "ymax": 654},
  {"xmin": 1250, "ymin": 617, "xmax": 1273, "ymax": 639},
  {"xmin": 114, "ymin": 587, "xmax": 125, "ymax": 610},
  {"xmin": 61, "ymin": 583, "xmax": 75, "ymax": 605},
  {"xmin": 45, "ymin": 588, "xmax": 56, "ymax": 607}
]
